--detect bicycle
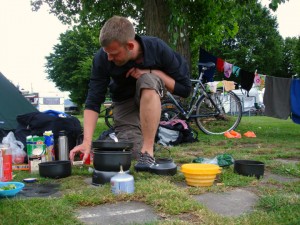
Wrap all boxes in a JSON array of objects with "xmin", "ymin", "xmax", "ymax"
[
  {"xmin": 161, "ymin": 62, "xmax": 242, "ymax": 135},
  {"xmin": 100, "ymin": 101, "xmax": 114, "ymax": 129}
]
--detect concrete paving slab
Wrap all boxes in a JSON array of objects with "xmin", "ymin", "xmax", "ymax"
[
  {"xmin": 76, "ymin": 201, "xmax": 160, "ymax": 225},
  {"xmin": 262, "ymin": 171, "xmax": 300, "ymax": 183},
  {"xmin": 193, "ymin": 188, "xmax": 258, "ymax": 217}
]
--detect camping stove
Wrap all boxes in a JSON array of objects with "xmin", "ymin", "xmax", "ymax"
[{"xmin": 92, "ymin": 169, "xmax": 130, "ymax": 186}]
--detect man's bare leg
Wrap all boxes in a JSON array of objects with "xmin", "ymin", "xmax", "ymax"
[{"xmin": 139, "ymin": 88, "xmax": 161, "ymax": 157}]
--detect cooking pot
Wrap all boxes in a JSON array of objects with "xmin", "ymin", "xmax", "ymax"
[
  {"xmin": 93, "ymin": 150, "xmax": 132, "ymax": 172},
  {"xmin": 150, "ymin": 158, "xmax": 177, "ymax": 176},
  {"xmin": 234, "ymin": 160, "xmax": 265, "ymax": 179},
  {"xmin": 92, "ymin": 141, "xmax": 133, "ymax": 151},
  {"xmin": 39, "ymin": 160, "xmax": 72, "ymax": 179}
]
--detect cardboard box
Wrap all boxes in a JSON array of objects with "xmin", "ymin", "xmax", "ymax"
[{"xmin": 12, "ymin": 163, "xmax": 29, "ymax": 171}]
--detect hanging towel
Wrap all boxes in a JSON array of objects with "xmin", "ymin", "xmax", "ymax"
[
  {"xmin": 258, "ymin": 74, "xmax": 266, "ymax": 90},
  {"xmin": 222, "ymin": 80, "xmax": 235, "ymax": 91},
  {"xmin": 206, "ymin": 81, "xmax": 220, "ymax": 93},
  {"xmin": 232, "ymin": 65, "xmax": 241, "ymax": 77},
  {"xmin": 199, "ymin": 48, "xmax": 217, "ymax": 82},
  {"xmin": 254, "ymin": 72, "xmax": 261, "ymax": 86},
  {"xmin": 240, "ymin": 69, "xmax": 255, "ymax": 95},
  {"xmin": 290, "ymin": 79, "xmax": 300, "ymax": 124},
  {"xmin": 224, "ymin": 62, "xmax": 233, "ymax": 78},
  {"xmin": 263, "ymin": 76, "xmax": 292, "ymax": 120},
  {"xmin": 216, "ymin": 58, "xmax": 224, "ymax": 72}
]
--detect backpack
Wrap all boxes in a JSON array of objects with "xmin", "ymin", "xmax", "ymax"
[
  {"xmin": 14, "ymin": 111, "xmax": 82, "ymax": 160},
  {"xmin": 155, "ymin": 119, "xmax": 198, "ymax": 146}
]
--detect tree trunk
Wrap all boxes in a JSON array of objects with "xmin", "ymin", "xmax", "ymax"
[
  {"xmin": 144, "ymin": 0, "xmax": 170, "ymax": 43},
  {"xmin": 143, "ymin": 0, "xmax": 192, "ymax": 73}
]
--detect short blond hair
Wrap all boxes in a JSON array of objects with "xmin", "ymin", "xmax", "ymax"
[{"xmin": 99, "ymin": 16, "xmax": 135, "ymax": 47}]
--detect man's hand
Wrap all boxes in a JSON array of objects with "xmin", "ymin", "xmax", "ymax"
[
  {"xmin": 69, "ymin": 142, "xmax": 91, "ymax": 163},
  {"xmin": 126, "ymin": 67, "xmax": 150, "ymax": 79}
]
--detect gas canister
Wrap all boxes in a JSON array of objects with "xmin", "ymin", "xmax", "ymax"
[{"xmin": 110, "ymin": 166, "xmax": 134, "ymax": 194}]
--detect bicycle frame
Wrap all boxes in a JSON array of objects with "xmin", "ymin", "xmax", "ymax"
[{"xmin": 165, "ymin": 63, "xmax": 223, "ymax": 120}]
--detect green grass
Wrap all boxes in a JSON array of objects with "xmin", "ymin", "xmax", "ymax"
[{"xmin": 0, "ymin": 116, "xmax": 299, "ymax": 225}]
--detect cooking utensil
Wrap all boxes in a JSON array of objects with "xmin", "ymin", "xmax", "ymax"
[
  {"xmin": 109, "ymin": 133, "xmax": 119, "ymax": 142},
  {"xmin": 92, "ymin": 141, "xmax": 133, "ymax": 151},
  {"xmin": 150, "ymin": 158, "xmax": 177, "ymax": 176},
  {"xmin": 234, "ymin": 160, "xmax": 265, "ymax": 179},
  {"xmin": 39, "ymin": 160, "xmax": 72, "ymax": 179},
  {"xmin": 93, "ymin": 150, "xmax": 131, "ymax": 172}
]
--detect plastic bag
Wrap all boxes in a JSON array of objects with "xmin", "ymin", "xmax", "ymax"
[
  {"xmin": 192, "ymin": 157, "xmax": 218, "ymax": 165},
  {"xmin": 2, "ymin": 131, "xmax": 26, "ymax": 164},
  {"xmin": 192, "ymin": 154, "xmax": 234, "ymax": 167}
]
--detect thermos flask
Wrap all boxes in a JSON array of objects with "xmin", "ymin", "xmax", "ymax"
[{"xmin": 58, "ymin": 130, "xmax": 69, "ymax": 160}]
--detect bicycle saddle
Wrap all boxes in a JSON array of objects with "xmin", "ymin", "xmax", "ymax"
[{"xmin": 198, "ymin": 62, "xmax": 215, "ymax": 68}]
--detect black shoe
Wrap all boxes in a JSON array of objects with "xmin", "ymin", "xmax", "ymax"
[{"xmin": 134, "ymin": 152, "xmax": 155, "ymax": 172}]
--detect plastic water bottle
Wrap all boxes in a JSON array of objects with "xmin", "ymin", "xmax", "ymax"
[{"xmin": 58, "ymin": 130, "xmax": 69, "ymax": 161}]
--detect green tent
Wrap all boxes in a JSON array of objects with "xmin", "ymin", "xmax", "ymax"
[{"xmin": 0, "ymin": 72, "xmax": 38, "ymax": 131}]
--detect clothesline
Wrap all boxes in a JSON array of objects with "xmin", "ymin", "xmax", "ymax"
[
  {"xmin": 199, "ymin": 48, "xmax": 300, "ymax": 125},
  {"xmin": 199, "ymin": 48, "xmax": 268, "ymax": 93}
]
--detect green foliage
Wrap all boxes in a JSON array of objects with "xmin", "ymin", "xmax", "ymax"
[
  {"xmin": 210, "ymin": 2, "xmax": 284, "ymax": 78},
  {"xmin": 282, "ymin": 37, "xmax": 299, "ymax": 77},
  {"xmin": 45, "ymin": 26, "xmax": 99, "ymax": 107},
  {"xmin": 31, "ymin": 0, "xmax": 296, "ymax": 104}
]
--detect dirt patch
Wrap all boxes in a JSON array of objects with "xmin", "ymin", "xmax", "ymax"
[
  {"xmin": 171, "ymin": 212, "xmax": 204, "ymax": 224},
  {"xmin": 275, "ymin": 158, "xmax": 300, "ymax": 164}
]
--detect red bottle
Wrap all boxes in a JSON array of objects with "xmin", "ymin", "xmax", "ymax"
[{"xmin": 1, "ymin": 144, "xmax": 12, "ymax": 181}]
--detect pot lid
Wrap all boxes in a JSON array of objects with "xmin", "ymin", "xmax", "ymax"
[{"xmin": 92, "ymin": 141, "xmax": 133, "ymax": 150}]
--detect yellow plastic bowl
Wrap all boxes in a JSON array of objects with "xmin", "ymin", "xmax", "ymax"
[
  {"xmin": 181, "ymin": 163, "xmax": 221, "ymax": 174},
  {"xmin": 181, "ymin": 164, "xmax": 221, "ymax": 187},
  {"xmin": 183, "ymin": 173, "xmax": 216, "ymax": 180},
  {"xmin": 185, "ymin": 178, "xmax": 215, "ymax": 187}
]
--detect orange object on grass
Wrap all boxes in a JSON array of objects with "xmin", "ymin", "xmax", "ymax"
[
  {"xmin": 244, "ymin": 131, "xmax": 256, "ymax": 138},
  {"xmin": 229, "ymin": 130, "xmax": 241, "ymax": 138},
  {"xmin": 224, "ymin": 131, "xmax": 235, "ymax": 138}
]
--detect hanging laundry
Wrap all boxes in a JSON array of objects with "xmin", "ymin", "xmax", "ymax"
[
  {"xmin": 232, "ymin": 65, "xmax": 241, "ymax": 77},
  {"xmin": 254, "ymin": 72, "xmax": 261, "ymax": 86},
  {"xmin": 263, "ymin": 76, "xmax": 292, "ymax": 120},
  {"xmin": 258, "ymin": 74, "xmax": 266, "ymax": 90},
  {"xmin": 206, "ymin": 81, "xmax": 220, "ymax": 93},
  {"xmin": 216, "ymin": 58, "xmax": 224, "ymax": 72},
  {"xmin": 239, "ymin": 69, "xmax": 255, "ymax": 96},
  {"xmin": 199, "ymin": 48, "xmax": 217, "ymax": 82},
  {"xmin": 222, "ymin": 80, "xmax": 235, "ymax": 91},
  {"xmin": 290, "ymin": 79, "xmax": 300, "ymax": 124},
  {"xmin": 224, "ymin": 62, "xmax": 233, "ymax": 78}
]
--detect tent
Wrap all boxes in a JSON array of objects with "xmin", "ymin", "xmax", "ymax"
[{"xmin": 0, "ymin": 72, "xmax": 38, "ymax": 132}]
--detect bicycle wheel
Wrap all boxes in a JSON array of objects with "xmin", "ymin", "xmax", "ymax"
[
  {"xmin": 160, "ymin": 101, "xmax": 180, "ymax": 121},
  {"xmin": 105, "ymin": 106, "xmax": 114, "ymax": 128},
  {"xmin": 195, "ymin": 90, "xmax": 242, "ymax": 135}
]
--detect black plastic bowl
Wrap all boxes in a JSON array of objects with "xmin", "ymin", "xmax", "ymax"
[
  {"xmin": 39, "ymin": 160, "xmax": 72, "ymax": 179},
  {"xmin": 93, "ymin": 150, "xmax": 132, "ymax": 172},
  {"xmin": 234, "ymin": 160, "xmax": 265, "ymax": 179}
]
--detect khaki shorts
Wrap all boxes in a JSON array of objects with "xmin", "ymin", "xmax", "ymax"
[{"xmin": 113, "ymin": 73, "xmax": 166, "ymax": 159}]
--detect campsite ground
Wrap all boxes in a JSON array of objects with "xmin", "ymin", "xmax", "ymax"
[{"xmin": 0, "ymin": 116, "xmax": 299, "ymax": 225}]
